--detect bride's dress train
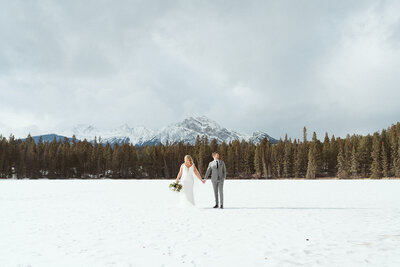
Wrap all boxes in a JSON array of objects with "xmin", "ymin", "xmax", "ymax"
[{"xmin": 179, "ymin": 164, "xmax": 196, "ymax": 208}]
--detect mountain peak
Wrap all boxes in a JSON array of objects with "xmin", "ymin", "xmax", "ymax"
[
  {"xmin": 192, "ymin": 115, "xmax": 215, "ymax": 122},
  {"xmin": 178, "ymin": 115, "xmax": 221, "ymax": 130},
  {"xmin": 72, "ymin": 124, "xmax": 97, "ymax": 135},
  {"xmin": 115, "ymin": 123, "xmax": 132, "ymax": 133}
]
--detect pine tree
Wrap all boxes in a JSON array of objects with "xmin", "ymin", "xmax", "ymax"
[
  {"xmin": 198, "ymin": 136, "xmax": 207, "ymax": 174},
  {"xmin": 25, "ymin": 136, "xmax": 39, "ymax": 178},
  {"xmin": 0, "ymin": 137, "xmax": 7, "ymax": 177},
  {"xmin": 306, "ymin": 132, "xmax": 321, "ymax": 179},
  {"xmin": 283, "ymin": 134, "xmax": 292, "ymax": 178},
  {"xmin": 344, "ymin": 135, "xmax": 352, "ymax": 174},
  {"xmin": 112, "ymin": 144, "xmax": 122, "ymax": 177},
  {"xmin": 219, "ymin": 142, "xmax": 228, "ymax": 163},
  {"xmin": 209, "ymin": 138, "xmax": 218, "ymax": 156},
  {"xmin": 193, "ymin": 135, "xmax": 201, "ymax": 166},
  {"xmin": 329, "ymin": 135, "xmax": 338, "ymax": 176},
  {"xmin": 232, "ymin": 140, "xmax": 241, "ymax": 177},
  {"xmin": 397, "ymin": 136, "xmax": 400, "ymax": 177},
  {"xmin": 103, "ymin": 143, "xmax": 113, "ymax": 177},
  {"xmin": 294, "ymin": 127, "xmax": 309, "ymax": 178},
  {"xmin": 293, "ymin": 139, "xmax": 301, "ymax": 178},
  {"xmin": 253, "ymin": 145, "xmax": 262, "ymax": 177},
  {"xmin": 272, "ymin": 140, "xmax": 283, "ymax": 178},
  {"xmin": 337, "ymin": 141, "xmax": 347, "ymax": 179},
  {"xmin": 242, "ymin": 142, "xmax": 254, "ymax": 177},
  {"xmin": 370, "ymin": 133, "xmax": 382, "ymax": 178},
  {"xmin": 381, "ymin": 142, "xmax": 389, "ymax": 177},
  {"xmin": 226, "ymin": 144, "xmax": 235, "ymax": 176},
  {"xmin": 265, "ymin": 141, "xmax": 272, "ymax": 178},
  {"xmin": 358, "ymin": 135, "xmax": 372, "ymax": 177},
  {"xmin": 322, "ymin": 132, "xmax": 330, "ymax": 176},
  {"xmin": 350, "ymin": 146, "xmax": 358, "ymax": 178},
  {"xmin": 292, "ymin": 139, "xmax": 298, "ymax": 178},
  {"xmin": 390, "ymin": 129, "xmax": 399, "ymax": 177},
  {"xmin": 306, "ymin": 147, "xmax": 317, "ymax": 179}
]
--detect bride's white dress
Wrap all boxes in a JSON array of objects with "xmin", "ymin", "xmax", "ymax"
[{"xmin": 179, "ymin": 164, "xmax": 196, "ymax": 207}]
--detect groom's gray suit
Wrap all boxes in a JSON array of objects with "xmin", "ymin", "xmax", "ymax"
[{"xmin": 204, "ymin": 159, "xmax": 226, "ymax": 206}]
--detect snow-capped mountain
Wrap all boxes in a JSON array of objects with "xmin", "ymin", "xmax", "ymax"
[
  {"xmin": 247, "ymin": 131, "xmax": 277, "ymax": 144},
  {"xmin": 45, "ymin": 116, "xmax": 278, "ymax": 146},
  {"xmin": 151, "ymin": 116, "xmax": 249, "ymax": 145},
  {"xmin": 70, "ymin": 124, "xmax": 100, "ymax": 141},
  {"xmin": 63, "ymin": 123, "xmax": 155, "ymax": 146}
]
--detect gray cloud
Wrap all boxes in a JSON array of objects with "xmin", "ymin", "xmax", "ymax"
[{"xmin": 1, "ymin": 0, "xmax": 399, "ymax": 140}]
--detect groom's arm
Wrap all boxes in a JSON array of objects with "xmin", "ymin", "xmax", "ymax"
[
  {"xmin": 222, "ymin": 161, "xmax": 226, "ymax": 179},
  {"xmin": 204, "ymin": 162, "xmax": 211, "ymax": 180}
]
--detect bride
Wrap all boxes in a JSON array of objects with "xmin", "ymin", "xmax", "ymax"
[{"xmin": 175, "ymin": 155, "xmax": 205, "ymax": 207}]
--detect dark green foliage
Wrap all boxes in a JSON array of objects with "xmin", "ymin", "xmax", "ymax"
[
  {"xmin": 350, "ymin": 145, "xmax": 359, "ymax": 178},
  {"xmin": 283, "ymin": 134, "xmax": 293, "ymax": 178},
  {"xmin": 294, "ymin": 127, "xmax": 308, "ymax": 178},
  {"xmin": 370, "ymin": 133, "xmax": 382, "ymax": 178},
  {"xmin": 336, "ymin": 141, "xmax": 347, "ymax": 179},
  {"xmin": 306, "ymin": 132, "xmax": 322, "ymax": 179}
]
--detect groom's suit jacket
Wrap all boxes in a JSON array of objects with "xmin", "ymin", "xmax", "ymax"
[{"xmin": 204, "ymin": 160, "xmax": 226, "ymax": 182}]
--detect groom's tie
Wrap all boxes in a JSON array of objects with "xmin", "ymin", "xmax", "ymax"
[{"xmin": 216, "ymin": 160, "xmax": 219, "ymax": 169}]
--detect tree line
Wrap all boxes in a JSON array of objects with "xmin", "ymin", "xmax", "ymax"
[{"xmin": 1, "ymin": 122, "xmax": 400, "ymax": 179}]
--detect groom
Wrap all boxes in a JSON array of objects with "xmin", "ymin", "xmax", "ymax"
[{"xmin": 203, "ymin": 152, "xmax": 226, "ymax": 209}]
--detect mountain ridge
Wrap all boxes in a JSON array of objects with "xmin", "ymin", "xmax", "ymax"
[{"xmin": 24, "ymin": 116, "xmax": 278, "ymax": 145}]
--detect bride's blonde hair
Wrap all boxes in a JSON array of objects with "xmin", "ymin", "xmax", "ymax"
[{"xmin": 184, "ymin": 155, "xmax": 194, "ymax": 165}]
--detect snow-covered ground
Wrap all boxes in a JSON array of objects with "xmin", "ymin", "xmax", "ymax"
[{"xmin": 1, "ymin": 179, "xmax": 399, "ymax": 267}]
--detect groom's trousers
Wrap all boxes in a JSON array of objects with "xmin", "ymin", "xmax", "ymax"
[{"xmin": 212, "ymin": 179, "xmax": 224, "ymax": 206}]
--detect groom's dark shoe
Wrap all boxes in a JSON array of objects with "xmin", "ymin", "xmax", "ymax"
[
  {"xmin": 220, "ymin": 205, "xmax": 224, "ymax": 209},
  {"xmin": 213, "ymin": 204, "xmax": 218, "ymax": 208}
]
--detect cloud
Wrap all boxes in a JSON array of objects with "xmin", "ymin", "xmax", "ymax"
[
  {"xmin": 0, "ymin": 0, "xmax": 399, "ymax": 140},
  {"xmin": 312, "ymin": 1, "xmax": 400, "ymax": 137}
]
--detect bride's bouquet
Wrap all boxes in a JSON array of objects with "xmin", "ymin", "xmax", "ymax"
[{"xmin": 169, "ymin": 182, "xmax": 182, "ymax": 192}]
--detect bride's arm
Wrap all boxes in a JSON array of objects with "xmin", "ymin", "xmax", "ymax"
[
  {"xmin": 193, "ymin": 164, "xmax": 203, "ymax": 181},
  {"xmin": 175, "ymin": 164, "xmax": 183, "ymax": 183}
]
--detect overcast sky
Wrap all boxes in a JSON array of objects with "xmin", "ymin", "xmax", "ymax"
[{"xmin": 1, "ymin": 0, "xmax": 400, "ymax": 140}]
